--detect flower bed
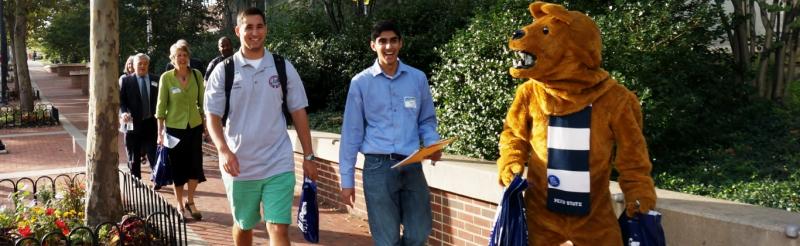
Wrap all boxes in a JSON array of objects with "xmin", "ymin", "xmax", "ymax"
[
  {"xmin": 0, "ymin": 179, "xmax": 86, "ymax": 241},
  {"xmin": 0, "ymin": 177, "xmax": 162, "ymax": 245}
]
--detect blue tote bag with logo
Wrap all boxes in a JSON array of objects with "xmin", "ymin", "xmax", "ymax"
[
  {"xmin": 619, "ymin": 209, "xmax": 666, "ymax": 246},
  {"xmin": 151, "ymin": 146, "xmax": 172, "ymax": 186},
  {"xmin": 297, "ymin": 177, "xmax": 319, "ymax": 243},
  {"xmin": 489, "ymin": 175, "xmax": 529, "ymax": 246}
]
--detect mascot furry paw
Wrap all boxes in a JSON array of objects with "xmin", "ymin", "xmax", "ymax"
[{"xmin": 496, "ymin": 2, "xmax": 657, "ymax": 245}]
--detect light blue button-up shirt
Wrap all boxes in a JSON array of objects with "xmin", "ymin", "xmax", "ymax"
[{"xmin": 338, "ymin": 60, "xmax": 440, "ymax": 188}]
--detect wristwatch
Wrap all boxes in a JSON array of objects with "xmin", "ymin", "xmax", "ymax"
[{"xmin": 304, "ymin": 154, "xmax": 316, "ymax": 161}]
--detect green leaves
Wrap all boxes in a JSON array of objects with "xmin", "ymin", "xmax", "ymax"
[{"xmin": 430, "ymin": 0, "xmax": 529, "ymax": 160}]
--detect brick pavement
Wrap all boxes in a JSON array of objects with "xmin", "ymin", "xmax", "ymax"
[{"xmin": 1, "ymin": 61, "xmax": 374, "ymax": 245}]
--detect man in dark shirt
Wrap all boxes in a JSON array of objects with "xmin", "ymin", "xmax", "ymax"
[{"xmin": 204, "ymin": 36, "xmax": 234, "ymax": 80}]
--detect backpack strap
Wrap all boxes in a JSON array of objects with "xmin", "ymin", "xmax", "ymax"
[
  {"xmin": 273, "ymin": 54, "xmax": 292, "ymax": 127},
  {"xmin": 221, "ymin": 57, "xmax": 234, "ymax": 127},
  {"xmin": 221, "ymin": 54, "xmax": 292, "ymax": 128},
  {"xmin": 191, "ymin": 69, "xmax": 202, "ymax": 109}
]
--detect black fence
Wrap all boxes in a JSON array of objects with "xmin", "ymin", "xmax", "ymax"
[
  {"xmin": 119, "ymin": 170, "xmax": 188, "ymax": 246},
  {"xmin": 0, "ymin": 172, "xmax": 188, "ymax": 245},
  {"xmin": 0, "ymin": 103, "xmax": 59, "ymax": 129}
]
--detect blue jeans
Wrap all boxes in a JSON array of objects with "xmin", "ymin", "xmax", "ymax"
[{"xmin": 363, "ymin": 154, "xmax": 432, "ymax": 246}]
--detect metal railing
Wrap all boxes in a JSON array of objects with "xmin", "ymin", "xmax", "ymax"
[
  {"xmin": 119, "ymin": 170, "xmax": 188, "ymax": 246},
  {"xmin": 0, "ymin": 103, "xmax": 58, "ymax": 128},
  {"xmin": 0, "ymin": 172, "xmax": 188, "ymax": 245}
]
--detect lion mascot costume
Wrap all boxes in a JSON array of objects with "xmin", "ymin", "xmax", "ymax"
[{"xmin": 497, "ymin": 2, "xmax": 657, "ymax": 245}]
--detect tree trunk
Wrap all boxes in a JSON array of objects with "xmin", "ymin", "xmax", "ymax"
[
  {"xmin": 756, "ymin": 0, "xmax": 777, "ymax": 98},
  {"xmin": 776, "ymin": 2, "xmax": 800, "ymax": 102},
  {"xmin": 727, "ymin": 0, "xmax": 750, "ymax": 85},
  {"xmin": 13, "ymin": 0, "xmax": 33, "ymax": 112},
  {"xmin": 7, "ymin": 25, "xmax": 18, "ymax": 96},
  {"xmin": 223, "ymin": 0, "xmax": 248, "ymax": 35},
  {"xmin": 85, "ymin": 0, "xmax": 122, "ymax": 227},
  {"xmin": 321, "ymin": 0, "xmax": 341, "ymax": 33}
]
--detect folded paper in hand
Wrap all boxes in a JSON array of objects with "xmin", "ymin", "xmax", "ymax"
[
  {"xmin": 391, "ymin": 137, "xmax": 456, "ymax": 169},
  {"xmin": 163, "ymin": 133, "xmax": 181, "ymax": 148}
]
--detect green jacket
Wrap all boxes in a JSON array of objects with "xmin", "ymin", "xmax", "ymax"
[{"xmin": 155, "ymin": 69, "xmax": 204, "ymax": 129}]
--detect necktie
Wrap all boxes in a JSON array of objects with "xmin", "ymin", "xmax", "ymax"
[{"xmin": 139, "ymin": 77, "xmax": 151, "ymax": 119}]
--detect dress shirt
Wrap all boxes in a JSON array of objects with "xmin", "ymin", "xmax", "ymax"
[{"xmin": 338, "ymin": 60, "xmax": 440, "ymax": 188}]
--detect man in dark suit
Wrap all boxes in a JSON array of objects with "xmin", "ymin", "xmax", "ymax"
[{"xmin": 120, "ymin": 53, "xmax": 159, "ymax": 186}]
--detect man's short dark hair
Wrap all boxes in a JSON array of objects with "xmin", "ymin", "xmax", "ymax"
[
  {"xmin": 237, "ymin": 7, "xmax": 266, "ymax": 26},
  {"xmin": 371, "ymin": 20, "xmax": 402, "ymax": 40}
]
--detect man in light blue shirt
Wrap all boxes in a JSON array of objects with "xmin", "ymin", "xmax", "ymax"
[{"xmin": 339, "ymin": 20, "xmax": 441, "ymax": 246}]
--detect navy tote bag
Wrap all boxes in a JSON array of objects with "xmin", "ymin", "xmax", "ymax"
[
  {"xmin": 619, "ymin": 209, "xmax": 666, "ymax": 246},
  {"xmin": 297, "ymin": 177, "xmax": 320, "ymax": 243},
  {"xmin": 151, "ymin": 146, "xmax": 173, "ymax": 186},
  {"xmin": 489, "ymin": 175, "xmax": 529, "ymax": 246}
]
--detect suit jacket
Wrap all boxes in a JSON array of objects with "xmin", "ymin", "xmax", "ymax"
[{"xmin": 120, "ymin": 73, "xmax": 159, "ymax": 128}]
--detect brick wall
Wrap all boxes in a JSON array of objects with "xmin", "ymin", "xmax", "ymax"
[{"xmin": 292, "ymin": 154, "xmax": 498, "ymax": 246}]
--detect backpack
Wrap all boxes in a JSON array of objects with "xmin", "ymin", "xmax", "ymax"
[{"xmin": 221, "ymin": 54, "xmax": 292, "ymax": 127}]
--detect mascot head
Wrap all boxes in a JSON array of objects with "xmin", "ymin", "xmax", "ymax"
[{"xmin": 509, "ymin": 2, "xmax": 602, "ymax": 83}]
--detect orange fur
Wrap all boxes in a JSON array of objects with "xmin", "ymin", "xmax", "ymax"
[{"xmin": 498, "ymin": 2, "xmax": 657, "ymax": 245}]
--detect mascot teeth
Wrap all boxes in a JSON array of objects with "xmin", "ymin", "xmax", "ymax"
[{"xmin": 513, "ymin": 51, "xmax": 535, "ymax": 69}]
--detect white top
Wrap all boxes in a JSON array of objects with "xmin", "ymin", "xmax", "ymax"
[{"xmin": 205, "ymin": 48, "xmax": 308, "ymax": 181}]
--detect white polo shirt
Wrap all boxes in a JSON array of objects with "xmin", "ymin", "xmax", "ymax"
[{"xmin": 205, "ymin": 48, "xmax": 308, "ymax": 181}]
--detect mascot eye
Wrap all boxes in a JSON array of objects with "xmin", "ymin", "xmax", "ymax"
[{"xmin": 543, "ymin": 26, "xmax": 549, "ymax": 35}]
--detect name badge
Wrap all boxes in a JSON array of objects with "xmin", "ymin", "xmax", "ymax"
[
  {"xmin": 170, "ymin": 87, "xmax": 181, "ymax": 94},
  {"xmin": 151, "ymin": 81, "xmax": 158, "ymax": 87},
  {"xmin": 404, "ymin": 97, "xmax": 417, "ymax": 109}
]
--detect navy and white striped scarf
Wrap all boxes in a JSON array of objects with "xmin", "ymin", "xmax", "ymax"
[{"xmin": 546, "ymin": 105, "xmax": 591, "ymax": 215}]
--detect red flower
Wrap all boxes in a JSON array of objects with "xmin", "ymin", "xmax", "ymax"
[
  {"xmin": 46, "ymin": 207, "xmax": 55, "ymax": 215},
  {"xmin": 55, "ymin": 219, "xmax": 70, "ymax": 235},
  {"xmin": 55, "ymin": 219, "xmax": 67, "ymax": 229},
  {"xmin": 18, "ymin": 225, "xmax": 31, "ymax": 238}
]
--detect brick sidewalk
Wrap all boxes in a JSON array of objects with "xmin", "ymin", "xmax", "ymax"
[{"xmin": 1, "ymin": 60, "xmax": 374, "ymax": 245}]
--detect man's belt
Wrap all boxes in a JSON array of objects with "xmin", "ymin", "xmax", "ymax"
[{"xmin": 365, "ymin": 153, "xmax": 408, "ymax": 161}]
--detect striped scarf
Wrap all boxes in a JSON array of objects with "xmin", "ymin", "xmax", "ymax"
[{"xmin": 546, "ymin": 105, "xmax": 591, "ymax": 215}]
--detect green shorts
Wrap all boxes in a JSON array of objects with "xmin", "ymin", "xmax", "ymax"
[{"xmin": 222, "ymin": 171, "xmax": 296, "ymax": 230}]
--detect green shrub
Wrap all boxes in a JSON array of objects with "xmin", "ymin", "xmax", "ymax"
[
  {"xmin": 789, "ymin": 80, "xmax": 800, "ymax": 111},
  {"xmin": 430, "ymin": 0, "xmax": 530, "ymax": 159},
  {"xmin": 307, "ymin": 111, "xmax": 343, "ymax": 134},
  {"xmin": 39, "ymin": 2, "xmax": 89, "ymax": 63}
]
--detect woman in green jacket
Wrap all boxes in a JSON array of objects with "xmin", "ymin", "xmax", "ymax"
[{"xmin": 156, "ymin": 40, "xmax": 206, "ymax": 220}]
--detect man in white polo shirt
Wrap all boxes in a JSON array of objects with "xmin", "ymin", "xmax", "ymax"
[{"xmin": 204, "ymin": 7, "xmax": 318, "ymax": 246}]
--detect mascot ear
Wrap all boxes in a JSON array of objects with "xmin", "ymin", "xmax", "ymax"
[
  {"xmin": 530, "ymin": 2, "xmax": 573, "ymax": 25},
  {"xmin": 530, "ymin": 2, "xmax": 548, "ymax": 19}
]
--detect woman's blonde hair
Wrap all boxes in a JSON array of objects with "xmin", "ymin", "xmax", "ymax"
[
  {"xmin": 168, "ymin": 39, "xmax": 191, "ymax": 68},
  {"xmin": 124, "ymin": 55, "xmax": 135, "ymax": 74}
]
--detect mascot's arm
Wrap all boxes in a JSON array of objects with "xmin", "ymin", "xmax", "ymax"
[
  {"xmin": 497, "ymin": 82, "xmax": 534, "ymax": 186},
  {"xmin": 611, "ymin": 91, "xmax": 657, "ymax": 216}
]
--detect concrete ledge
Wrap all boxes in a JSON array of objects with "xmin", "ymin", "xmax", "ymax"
[
  {"xmin": 44, "ymin": 63, "xmax": 89, "ymax": 77},
  {"xmin": 609, "ymin": 183, "xmax": 800, "ymax": 246},
  {"xmin": 68, "ymin": 69, "xmax": 90, "ymax": 95},
  {"xmin": 291, "ymin": 130, "xmax": 800, "ymax": 245}
]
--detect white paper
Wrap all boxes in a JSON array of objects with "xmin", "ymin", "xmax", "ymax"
[
  {"xmin": 163, "ymin": 132, "xmax": 181, "ymax": 148},
  {"xmin": 118, "ymin": 122, "xmax": 133, "ymax": 133}
]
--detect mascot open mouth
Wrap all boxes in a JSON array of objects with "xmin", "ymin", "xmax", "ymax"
[{"xmin": 512, "ymin": 51, "xmax": 536, "ymax": 69}]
